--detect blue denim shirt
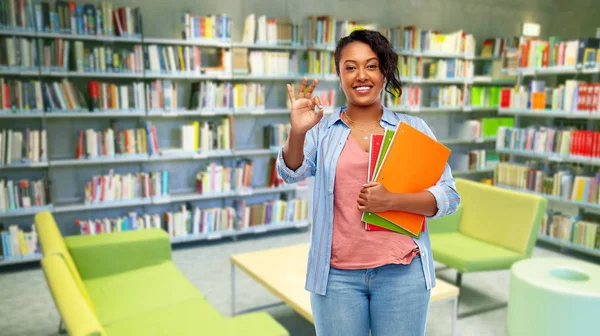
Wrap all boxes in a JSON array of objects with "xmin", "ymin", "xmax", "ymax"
[{"xmin": 276, "ymin": 105, "xmax": 460, "ymax": 295}]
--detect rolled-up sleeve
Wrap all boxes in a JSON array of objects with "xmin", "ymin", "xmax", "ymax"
[
  {"xmin": 276, "ymin": 126, "xmax": 318, "ymax": 184},
  {"xmin": 416, "ymin": 118, "xmax": 461, "ymax": 218}
]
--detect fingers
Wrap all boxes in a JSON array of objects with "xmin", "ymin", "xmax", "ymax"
[
  {"xmin": 286, "ymin": 84, "xmax": 295, "ymax": 105},
  {"xmin": 362, "ymin": 182, "xmax": 379, "ymax": 188},
  {"xmin": 357, "ymin": 197, "xmax": 367, "ymax": 206},
  {"xmin": 358, "ymin": 205, "xmax": 367, "ymax": 211},
  {"xmin": 297, "ymin": 77, "xmax": 308, "ymax": 99},
  {"xmin": 305, "ymin": 79, "xmax": 319, "ymax": 99}
]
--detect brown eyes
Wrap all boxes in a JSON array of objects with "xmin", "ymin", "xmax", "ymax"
[{"xmin": 345, "ymin": 64, "xmax": 378, "ymax": 71}]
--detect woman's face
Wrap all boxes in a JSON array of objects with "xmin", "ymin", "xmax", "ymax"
[{"xmin": 338, "ymin": 41, "xmax": 384, "ymax": 108}]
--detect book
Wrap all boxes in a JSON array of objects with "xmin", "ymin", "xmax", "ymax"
[
  {"xmin": 362, "ymin": 129, "xmax": 418, "ymax": 236},
  {"xmin": 368, "ymin": 122, "xmax": 451, "ymax": 237}
]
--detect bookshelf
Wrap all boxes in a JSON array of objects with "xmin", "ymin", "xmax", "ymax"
[
  {"xmin": 0, "ymin": 8, "xmax": 514, "ymax": 266},
  {"xmin": 493, "ymin": 34, "xmax": 600, "ymax": 258}
]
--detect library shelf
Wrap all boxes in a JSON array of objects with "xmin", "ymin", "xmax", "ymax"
[
  {"xmin": 0, "ymin": 161, "xmax": 49, "ymax": 170},
  {"xmin": 50, "ymin": 155, "xmax": 151, "ymax": 167},
  {"xmin": 498, "ymin": 108, "xmax": 600, "ymax": 120},
  {"xmin": 39, "ymin": 70, "xmax": 143, "ymax": 79},
  {"xmin": 142, "ymin": 37, "xmax": 231, "ymax": 48},
  {"xmin": 53, "ymin": 198, "xmax": 152, "ymax": 214},
  {"xmin": 495, "ymin": 148, "xmax": 600, "ymax": 166},
  {"xmin": 496, "ymin": 184, "xmax": 600, "ymax": 212},
  {"xmin": 46, "ymin": 148, "xmax": 278, "ymax": 167},
  {"xmin": 0, "ymin": 253, "xmax": 42, "ymax": 267},
  {"xmin": 406, "ymin": 77, "xmax": 468, "ymax": 85},
  {"xmin": 231, "ymin": 42, "xmax": 307, "ymax": 51},
  {"xmin": 0, "ymin": 68, "xmax": 39, "ymax": 76},
  {"xmin": 146, "ymin": 109, "xmax": 232, "ymax": 117},
  {"xmin": 0, "ymin": 205, "xmax": 54, "ymax": 219},
  {"xmin": 235, "ymin": 220, "xmax": 310, "ymax": 237},
  {"xmin": 463, "ymin": 106, "xmax": 498, "ymax": 112},
  {"xmin": 166, "ymin": 185, "xmax": 297, "ymax": 204},
  {"xmin": 453, "ymin": 167, "xmax": 495, "ymax": 177},
  {"xmin": 469, "ymin": 77, "xmax": 516, "ymax": 85},
  {"xmin": 0, "ymin": 28, "xmax": 37, "ymax": 37},
  {"xmin": 537, "ymin": 235, "xmax": 600, "ymax": 258},
  {"xmin": 45, "ymin": 110, "xmax": 146, "ymax": 118},
  {"xmin": 509, "ymin": 66, "xmax": 600, "ymax": 77},
  {"xmin": 472, "ymin": 56, "xmax": 501, "ymax": 61},
  {"xmin": 440, "ymin": 137, "xmax": 496, "ymax": 145},
  {"xmin": 36, "ymin": 32, "xmax": 142, "ymax": 43},
  {"xmin": 143, "ymin": 72, "xmax": 231, "ymax": 80},
  {"xmin": 0, "ymin": 111, "xmax": 44, "ymax": 118}
]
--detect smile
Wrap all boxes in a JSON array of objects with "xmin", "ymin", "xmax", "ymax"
[{"xmin": 353, "ymin": 86, "xmax": 373, "ymax": 93}]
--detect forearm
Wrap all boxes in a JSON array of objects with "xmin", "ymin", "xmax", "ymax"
[
  {"xmin": 386, "ymin": 191, "xmax": 438, "ymax": 217},
  {"xmin": 282, "ymin": 130, "xmax": 306, "ymax": 171}
]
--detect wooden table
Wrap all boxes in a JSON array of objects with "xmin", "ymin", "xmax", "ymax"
[{"xmin": 231, "ymin": 243, "xmax": 459, "ymax": 335}]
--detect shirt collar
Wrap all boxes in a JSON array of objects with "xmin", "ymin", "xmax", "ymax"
[{"xmin": 326, "ymin": 105, "xmax": 400, "ymax": 129}]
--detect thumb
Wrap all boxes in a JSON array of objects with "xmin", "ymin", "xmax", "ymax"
[{"xmin": 362, "ymin": 181, "xmax": 380, "ymax": 188}]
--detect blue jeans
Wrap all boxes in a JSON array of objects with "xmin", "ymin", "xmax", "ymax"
[{"xmin": 310, "ymin": 255, "xmax": 430, "ymax": 336}]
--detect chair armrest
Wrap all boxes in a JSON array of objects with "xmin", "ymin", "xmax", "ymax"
[
  {"xmin": 41, "ymin": 255, "xmax": 106, "ymax": 336},
  {"xmin": 427, "ymin": 205, "xmax": 463, "ymax": 234},
  {"xmin": 64, "ymin": 228, "xmax": 172, "ymax": 280}
]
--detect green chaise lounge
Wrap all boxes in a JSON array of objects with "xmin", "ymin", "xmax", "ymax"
[{"xmin": 35, "ymin": 211, "xmax": 289, "ymax": 336}]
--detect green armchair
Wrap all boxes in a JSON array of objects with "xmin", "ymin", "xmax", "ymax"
[{"xmin": 428, "ymin": 178, "xmax": 547, "ymax": 315}]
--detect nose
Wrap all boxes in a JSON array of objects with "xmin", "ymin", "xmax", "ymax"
[{"xmin": 357, "ymin": 66, "xmax": 367, "ymax": 81}]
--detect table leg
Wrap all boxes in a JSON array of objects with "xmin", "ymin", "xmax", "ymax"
[
  {"xmin": 231, "ymin": 263, "xmax": 236, "ymax": 317},
  {"xmin": 451, "ymin": 296, "xmax": 458, "ymax": 336}
]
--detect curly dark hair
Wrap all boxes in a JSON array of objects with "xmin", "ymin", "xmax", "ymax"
[{"xmin": 334, "ymin": 29, "xmax": 402, "ymax": 97}]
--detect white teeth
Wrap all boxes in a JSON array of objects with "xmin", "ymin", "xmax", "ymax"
[{"xmin": 355, "ymin": 86, "xmax": 370, "ymax": 91}]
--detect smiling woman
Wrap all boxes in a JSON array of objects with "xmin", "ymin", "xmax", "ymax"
[{"xmin": 278, "ymin": 29, "xmax": 460, "ymax": 336}]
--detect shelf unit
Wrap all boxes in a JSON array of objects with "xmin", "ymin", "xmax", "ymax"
[
  {"xmin": 495, "ymin": 57, "xmax": 600, "ymax": 258},
  {"xmin": 0, "ymin": 22, "xmax": 513, "ymax": 265}
]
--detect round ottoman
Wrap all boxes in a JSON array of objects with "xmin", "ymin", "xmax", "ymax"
[{"xmin": 507, "ymin": 257, "xmax": 600, "ymax": 336}]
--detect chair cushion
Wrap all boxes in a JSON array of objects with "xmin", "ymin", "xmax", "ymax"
[
  {"xmin": 84, "ymin": 262, "xmax": 204, "ymax": 325},
  {"xmin": 430, "ymin": 232, "xmax": 524, "ymax": 272},
  {"xmin": 103, "ymin": 298, "xmax": 225, "ymax": 336}
]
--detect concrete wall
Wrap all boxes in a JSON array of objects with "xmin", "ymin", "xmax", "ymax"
[{"xmin": 553, "ymin": 0, "xmax": 600, "ymax": 39}]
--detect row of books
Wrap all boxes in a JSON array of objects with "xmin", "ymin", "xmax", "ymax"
[
  {"xmin": 195, "ymin": 161, "xmax": 252, "ymax": 194},
  {"xmin": 458, "ymin": 117, "xmax": 515, "ymax": 139},
  {"xmin": 454, "ymin": 149, "xmax": 499, "ymax": 172},
  {"xmin": 1, "ymin": 129, "xmax": 47, "ymax": 165},
  {"xmin": 0, "ymin": 78, "xmax": 246, "ymax": 112},
  {"xmin": 541, "ymin": 211, "xmax": 600, "ymax": 250},
  {"xmin": 499, "ymin": 81, "xmax": 600, "ymax": 113},
  {"xmin": 181, "ymin": 13, "xmax": 231, "ymax": 41},
  {"xmin": 479, "ymin": 37, "xmax": 519, "ymax": 58},
  {"xmin": 0, "ymin": 178, "xmax": 49, "ymax": 212},
  {"xmin": 508, "ymin": 36, "xmax": 599, "ymax": 70},
  {"xmin": 178, "ymin": 118, "xmax": 232, "ymax": 153},
  {"xmin": 72, "ymin": 41, "xmax": 143, "ymax": 73},
  {"xmin": 384, "ymin": 85, "xmax": 465, "ymax": 109},
  {"xmin": 84, "ymin": 170, "xmax": 168, "ymax": 204},
  {"xmin": 0, "ymin": 224, "xmax": 39, "ymax": 258},
  {"xmin": 0, "ymin": 1, "xmax": 141, "ymax": 37},
  {"xmin": 494, "ymin": 162, "xmax": 579, "ymax": 201},
  {"xmin": 495, "ymin": 126, "xmax": 600, "ymax": 159},
  {"xmin": 264, "ymin": 124, "xmax": 290, "ymax": 149},
  {"xmin": 88, "ymin": 80, "xmax": 146, "ymax": 111},
  {"xmin": 468, "ymin": 86, "xmax": 503, "ymax": 108},
  {"xmin": 1, "ymin": 36, "xmax": 37, "ymax": 68},
  {"xmin": 241, "ymin": 14, "xmax": 301, "ymax": 46},
  {"xmin": 76, "ymin": 126, "xmax": 152, "ymax": 158},
  {"xmin": 76, "ymin": 197, "xmax": 308, "ymax": 238},
  {"xmin": 145, "ymin": 44, "xmax": 202, "ymax": 73},
  {"xmin": 422, "ymin": 59, "xmax": 473, "ymax": 80}
]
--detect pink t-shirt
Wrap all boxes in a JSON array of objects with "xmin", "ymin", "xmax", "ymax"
[{"xmin": 330, "ymin": 134, "xmax": 419, "ymax": 269}]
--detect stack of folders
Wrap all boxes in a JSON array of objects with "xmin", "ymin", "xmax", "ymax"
[{"xmin": 361, "ymin": 122, "xmax": 451, "ymax": 238}]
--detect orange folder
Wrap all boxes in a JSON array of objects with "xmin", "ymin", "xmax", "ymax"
[{"xmin": 373, "ymin": 122, "xmax": 451, "ymax": 236}]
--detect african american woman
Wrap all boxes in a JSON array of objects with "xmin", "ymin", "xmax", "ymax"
[{"xmin": 276, "ymin": 29, "xmax": 460, "ymax": 336}]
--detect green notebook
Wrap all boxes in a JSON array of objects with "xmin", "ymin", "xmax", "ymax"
[{"xmin": 361, "ymin": 128, "xmax": 420, "ymax": 238}]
